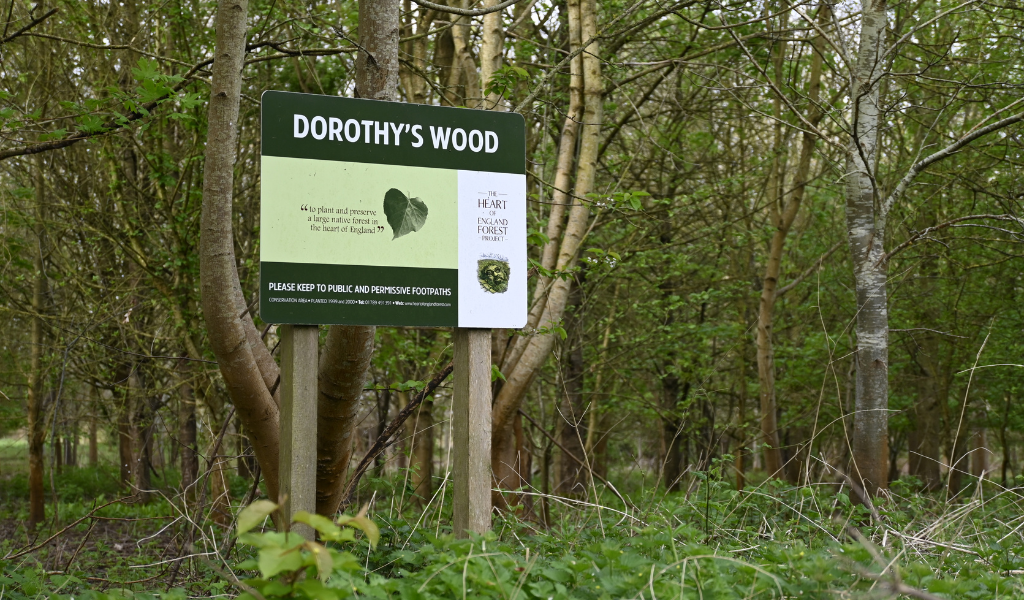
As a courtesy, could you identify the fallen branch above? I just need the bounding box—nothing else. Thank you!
[3,496,131,559]
[337,361,454,512]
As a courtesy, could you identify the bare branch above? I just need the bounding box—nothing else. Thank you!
[337,362,454,512]
[776,241,844,297]
[879,214,1022,265]
[0,7,57,45]
[881,111,1024,215]
[411,0,518,17]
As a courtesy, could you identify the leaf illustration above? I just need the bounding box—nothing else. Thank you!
[383,188,428,240]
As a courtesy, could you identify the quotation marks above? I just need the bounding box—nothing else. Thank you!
[377,225,385,233]
[300,204,309,211]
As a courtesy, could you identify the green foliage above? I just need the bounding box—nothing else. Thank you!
[2,482,1023,600]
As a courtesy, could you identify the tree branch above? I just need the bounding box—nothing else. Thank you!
[878,213,1022,265]
[0,59,211,161]
[881,111,1024,215]
[411,0,518,17]
[336,362,454,512]
[776,241,844,297]
[0,7,57,45]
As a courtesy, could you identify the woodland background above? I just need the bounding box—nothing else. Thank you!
[1,0,1024,596]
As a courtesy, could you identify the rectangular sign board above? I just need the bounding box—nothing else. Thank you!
[259,91,527,328]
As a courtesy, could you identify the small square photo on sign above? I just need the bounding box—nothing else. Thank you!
[259,91,527,329]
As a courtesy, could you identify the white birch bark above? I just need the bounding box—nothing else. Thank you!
[844,0,889,497]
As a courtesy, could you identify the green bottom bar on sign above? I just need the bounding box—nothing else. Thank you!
[260,262,458,326]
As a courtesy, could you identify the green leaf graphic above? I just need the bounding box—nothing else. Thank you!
[383,188,428,239]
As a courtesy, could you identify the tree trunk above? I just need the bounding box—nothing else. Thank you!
[315,325,375,515]
[27,153,48,528]
[355,0,399,101]
[118,387,133,487]
[178,360,199,495]
[201,0,286,504]
[557,280,587,496]
[661,377,691,492]
[209,421,233,526]
[480,0,506,109]
[755,4,827,480]
[492,0,601,493]
[374,386,391,475]
[309,0,400,513]
[845,0,890,499]
[88,417,98,467]
[55,436,63,475]
[970,428,987,480]
[130,371,154,502]
[408,399,434,507]
[908,346,942,490]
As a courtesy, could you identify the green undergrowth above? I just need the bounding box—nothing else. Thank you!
[2,473,1023,599]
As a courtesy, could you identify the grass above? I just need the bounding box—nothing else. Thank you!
[0,451,1022,599]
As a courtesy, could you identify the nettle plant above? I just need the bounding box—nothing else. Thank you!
[233,500,380,600]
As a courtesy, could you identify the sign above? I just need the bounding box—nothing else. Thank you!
[259,91,527,328]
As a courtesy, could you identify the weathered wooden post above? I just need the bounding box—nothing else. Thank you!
[278,324,318,540]
[453,328,492,536]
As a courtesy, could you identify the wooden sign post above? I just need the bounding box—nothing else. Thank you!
[453,328,492,536]
[278,324,318,540]
[260,92,524,536]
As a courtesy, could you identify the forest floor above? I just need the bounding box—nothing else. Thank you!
[1,456,1022,599]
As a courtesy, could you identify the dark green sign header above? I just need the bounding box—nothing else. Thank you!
[261,91,526,174]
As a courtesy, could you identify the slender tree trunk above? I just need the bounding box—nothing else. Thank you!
[408,399,434,506]
[492,0,601,491]
[178,360,199,496]
[585,284,619,456]
[480,0,505,109]
[970,428,987,479]
[909,340,942,490]
[374,386,391,475]
[557,280,587,496]
[130,371,153,502]
[755,5,827,479]
[845,0,890,499]
[54,436,63,475]
[118,385,133,487]
[1001,395,1012,486]
[201,0,284,503]
[27,154,48,528]
[88,417,98,467]
[661,376,687,492]
[315,325,375,515]
[209,421,232,526]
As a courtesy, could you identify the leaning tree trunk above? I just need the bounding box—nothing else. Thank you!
[844,0,890,499]
[315,325,375,515]
[492,0,602,497]
[200,0,283,502]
